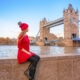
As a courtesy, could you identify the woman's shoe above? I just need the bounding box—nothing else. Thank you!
[24,69,31,79]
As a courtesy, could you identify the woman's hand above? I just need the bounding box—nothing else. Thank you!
[21,48,31,55]
[27,52,31,55]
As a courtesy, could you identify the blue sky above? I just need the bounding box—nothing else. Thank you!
[0,0,80,39]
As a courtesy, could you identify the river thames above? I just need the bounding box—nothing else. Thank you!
[0,45,80,59]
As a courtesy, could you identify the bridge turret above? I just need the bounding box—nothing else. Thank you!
[63,4,79,39]
[40,18,47,27]
[40,18,47,41]
[68,4,73,11]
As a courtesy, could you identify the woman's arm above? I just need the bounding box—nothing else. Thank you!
[21,48,31,55]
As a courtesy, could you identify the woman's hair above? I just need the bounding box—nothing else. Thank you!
[17,28,28,43]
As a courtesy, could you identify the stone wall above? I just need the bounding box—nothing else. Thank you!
[0,54,80,80]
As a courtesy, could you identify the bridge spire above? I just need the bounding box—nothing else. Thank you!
[68,4,73,10]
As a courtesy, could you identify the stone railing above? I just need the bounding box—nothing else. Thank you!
[0,54,80,80]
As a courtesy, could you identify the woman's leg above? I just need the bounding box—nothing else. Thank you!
[24,63,32,79]
[24,55,40,80]
[29,55,40,80]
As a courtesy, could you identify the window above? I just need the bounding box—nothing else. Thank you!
[72,33,76,38]
[44,37,48,41]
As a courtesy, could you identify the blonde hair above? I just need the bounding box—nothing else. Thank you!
[17,28,28,43]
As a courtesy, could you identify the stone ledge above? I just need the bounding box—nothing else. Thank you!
[0,54,80,80]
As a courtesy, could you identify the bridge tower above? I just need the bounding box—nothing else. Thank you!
[63,4,79,46]
[40,18,50,42]
[64,4,79,39]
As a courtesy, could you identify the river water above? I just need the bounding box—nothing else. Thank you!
[0,45,80,58]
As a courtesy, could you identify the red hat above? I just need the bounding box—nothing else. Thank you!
[19,23,29,31]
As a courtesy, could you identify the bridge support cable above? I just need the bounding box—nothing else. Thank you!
[30,30,40,44]
[70,18,80,26]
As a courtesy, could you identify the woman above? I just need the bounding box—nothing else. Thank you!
[17,21,40,80]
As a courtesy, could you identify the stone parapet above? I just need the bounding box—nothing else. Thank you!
[0,54,80,80]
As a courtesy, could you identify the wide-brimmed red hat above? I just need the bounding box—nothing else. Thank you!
[19,23,29,31]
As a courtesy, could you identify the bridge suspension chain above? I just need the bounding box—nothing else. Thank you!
[70,18,80,26]
[30,29,40,44]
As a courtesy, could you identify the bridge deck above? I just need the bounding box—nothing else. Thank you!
[43,17,64,28]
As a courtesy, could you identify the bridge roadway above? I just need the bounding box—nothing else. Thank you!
[43,17,64,28]
[43,17,80,28]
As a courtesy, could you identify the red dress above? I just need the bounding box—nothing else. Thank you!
[17,35,35,64]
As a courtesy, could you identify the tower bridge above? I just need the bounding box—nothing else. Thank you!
[31,4,80,46]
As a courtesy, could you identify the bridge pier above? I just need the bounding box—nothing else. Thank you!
[36,40,45,46]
